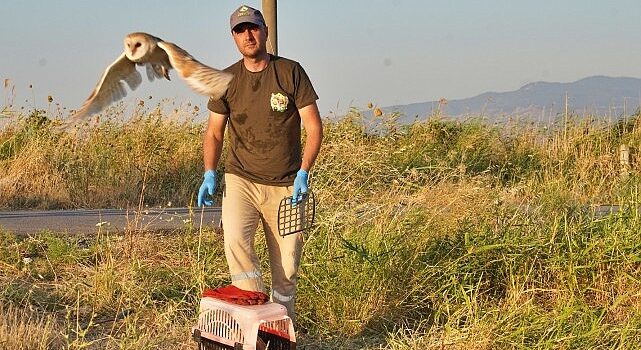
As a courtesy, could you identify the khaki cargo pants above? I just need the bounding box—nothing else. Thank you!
[221,173,303,322]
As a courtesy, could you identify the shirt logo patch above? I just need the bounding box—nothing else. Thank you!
[270,93,288,112]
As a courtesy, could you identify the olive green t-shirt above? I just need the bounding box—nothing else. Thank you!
[207,55,318,186]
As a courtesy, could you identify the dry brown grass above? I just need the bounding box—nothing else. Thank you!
[0,302,63,350]
[1,105,641,348]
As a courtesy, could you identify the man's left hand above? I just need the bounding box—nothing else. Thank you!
[292,169,308,205]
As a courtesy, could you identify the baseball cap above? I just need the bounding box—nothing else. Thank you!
[230,5,266,31]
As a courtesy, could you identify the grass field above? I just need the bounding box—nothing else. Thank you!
[0,102,640,349]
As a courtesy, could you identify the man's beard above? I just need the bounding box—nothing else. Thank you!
[241,42,265,58]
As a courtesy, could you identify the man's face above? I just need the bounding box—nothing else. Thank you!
[232,23,268,58]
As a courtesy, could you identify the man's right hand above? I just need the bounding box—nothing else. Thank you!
[197,170,217,207]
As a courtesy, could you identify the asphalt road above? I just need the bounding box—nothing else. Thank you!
[0,207,221,236]
[0,204,629,237]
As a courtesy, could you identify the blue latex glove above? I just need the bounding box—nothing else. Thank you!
[197,170,217,207]
[292,169,308,205]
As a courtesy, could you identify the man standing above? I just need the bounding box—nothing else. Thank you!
[197,5,323,323]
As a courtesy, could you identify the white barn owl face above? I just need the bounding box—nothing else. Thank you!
[124,33,155,62]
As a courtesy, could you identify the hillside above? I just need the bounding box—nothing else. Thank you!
[380,76,641,123]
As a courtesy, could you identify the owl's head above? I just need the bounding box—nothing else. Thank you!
[124,32,155,62]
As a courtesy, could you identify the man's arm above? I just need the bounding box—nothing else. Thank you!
[203,111,229,171]
[299,102,323,171]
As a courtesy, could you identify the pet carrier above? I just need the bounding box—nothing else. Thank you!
[192,297,296,350]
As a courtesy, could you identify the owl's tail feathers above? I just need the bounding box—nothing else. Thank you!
[146,63,171,82]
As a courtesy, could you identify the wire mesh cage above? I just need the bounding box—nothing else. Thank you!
[192,297,296,350]
[277,191,315,237]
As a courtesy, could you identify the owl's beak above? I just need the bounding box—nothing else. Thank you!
[125,42,132,56]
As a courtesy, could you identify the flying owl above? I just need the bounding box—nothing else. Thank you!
[64,32,233,127]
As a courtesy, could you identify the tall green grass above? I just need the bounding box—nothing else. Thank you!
[0,104,639,349]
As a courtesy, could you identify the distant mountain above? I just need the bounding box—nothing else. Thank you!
[380,76,641,123]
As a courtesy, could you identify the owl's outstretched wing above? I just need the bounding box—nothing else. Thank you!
[157,41,233,100]
[65,53,142,127]
[62,34,232,131]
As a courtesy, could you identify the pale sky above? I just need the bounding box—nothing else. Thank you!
[2,0,641,118]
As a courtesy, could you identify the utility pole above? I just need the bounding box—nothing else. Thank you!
[262,0,278,55]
